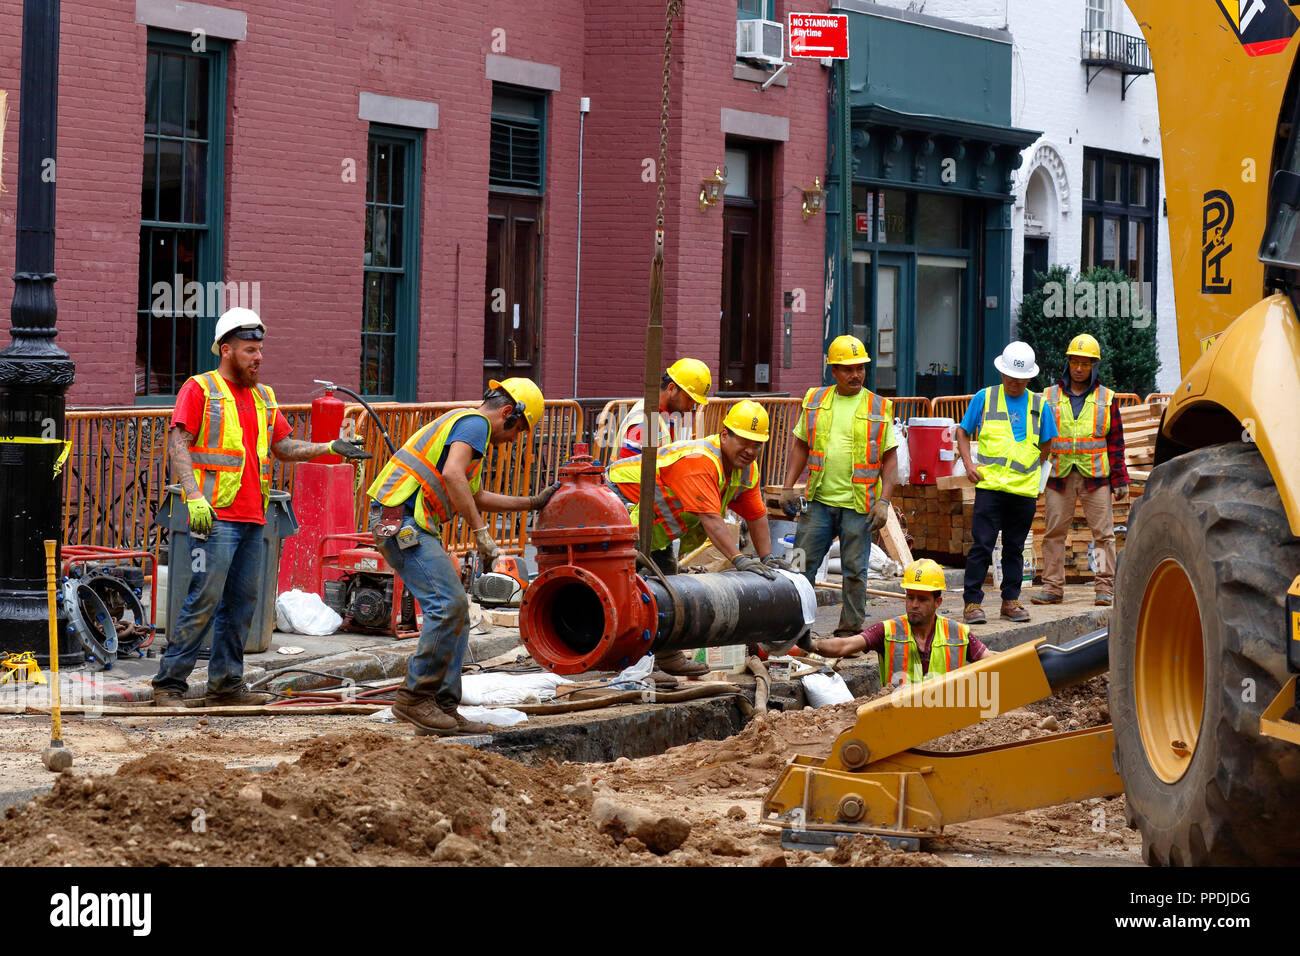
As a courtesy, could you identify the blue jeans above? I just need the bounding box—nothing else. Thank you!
[793,498,871,635]
[375,510,470,709]
[153,519,262,696]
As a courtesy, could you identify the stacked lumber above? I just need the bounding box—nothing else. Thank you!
[1120,402,1162,486]
[895,481,974,562]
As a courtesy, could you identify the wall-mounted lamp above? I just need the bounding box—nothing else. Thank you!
[699,167,727,212]
[801,177,825,221]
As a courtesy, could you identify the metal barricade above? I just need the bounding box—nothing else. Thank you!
[1144,392,1173,406]
[1115,392,1142,408]
[932,394,974,423]
[891,396,933,422]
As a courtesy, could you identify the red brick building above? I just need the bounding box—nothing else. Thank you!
[0,0,832,407]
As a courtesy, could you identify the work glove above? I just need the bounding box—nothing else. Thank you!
[186,494,215,536]
[1112,483,1129,502]
[732,553,778,580]
[762,553,794,572]
[530,481,561,511]
[330,437,372,461]
[775,487,803,518]
[867,497,893,533]
[473,527,502,566]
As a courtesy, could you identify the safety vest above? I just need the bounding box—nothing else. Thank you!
[973,386,1044,498]
[607,434,759,553]
[366,409,488,534]
[881,614,971,684]
[799,386,892,512]
[187,371,278,509]
[614,399,676,460]
[1045,383,1113,479]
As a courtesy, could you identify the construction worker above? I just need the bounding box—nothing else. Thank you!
[811,558,990,684]
[153,308,372,707]
[778,335,898,641]
[367,378,558,736]
[613,357,712,459]
[1032,334,1129,608]
[955,341,1057,625]
[609,400,782,676]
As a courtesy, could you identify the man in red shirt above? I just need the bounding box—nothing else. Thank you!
[153,308,369,707]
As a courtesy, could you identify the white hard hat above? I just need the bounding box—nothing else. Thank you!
[211,307,266,356]
[993,340,1039,379]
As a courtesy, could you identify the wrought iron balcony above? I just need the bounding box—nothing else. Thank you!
[1080,28,1152,100]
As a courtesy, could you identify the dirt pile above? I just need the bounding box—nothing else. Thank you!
[922,675,1110,751]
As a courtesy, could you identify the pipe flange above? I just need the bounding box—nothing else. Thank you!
[839,738,870,771]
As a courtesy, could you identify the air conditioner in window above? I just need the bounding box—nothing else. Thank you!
[736,18,784,65]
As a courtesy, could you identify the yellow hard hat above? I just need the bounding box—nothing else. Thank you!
[666,357,712,405]
[722,399,770,442]
[826,334,871,366]
[1066,333,1101,361]
[489,377,544,430]
[902,558,945,593]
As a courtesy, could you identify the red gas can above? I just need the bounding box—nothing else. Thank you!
[907,417,957,485]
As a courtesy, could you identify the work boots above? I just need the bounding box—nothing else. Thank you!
[443,709,496,736]
[1030,590,1063,605]
[153,690,187,708]
[393,689,458,735]
[206,687,272,706]
[1000,600,1031,623]
[963,603,987,625]
[654,649,709,678]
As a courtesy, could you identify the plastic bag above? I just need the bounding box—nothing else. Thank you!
[802,670,854,707]
[457,705,528,727]
[275,589,343,636]
[894,420,910,485]
[460,671,573,706]
[606,654,655,691]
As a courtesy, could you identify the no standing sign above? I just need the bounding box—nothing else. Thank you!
[788,13,849,59]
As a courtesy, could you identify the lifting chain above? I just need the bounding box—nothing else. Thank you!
[655,0,684,251]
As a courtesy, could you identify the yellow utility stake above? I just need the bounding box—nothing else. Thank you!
[41,540,72,772]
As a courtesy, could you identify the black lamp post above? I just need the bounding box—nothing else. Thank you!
[0,0,79,664]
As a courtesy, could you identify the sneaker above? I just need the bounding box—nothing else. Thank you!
[654,649,710,678]
[1031,590,1063,605]
[393,689,458,735]
[1000,600,1031,623]
[1095,593,1113,607]
[152,690,187,708]
[963,603,987,625]
[205,688,272,707]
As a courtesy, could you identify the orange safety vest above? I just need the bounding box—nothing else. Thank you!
[880,614,971,684]
[187,371,278,509]
[1045,383,1113,478]
[607,434,759,553]
[366,409,488,533]
[800,386,891,511]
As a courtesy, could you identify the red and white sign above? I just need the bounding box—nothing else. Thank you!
[855,212,871,235]
[788,12,849,59]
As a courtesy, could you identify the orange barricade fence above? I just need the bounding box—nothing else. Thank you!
[890,396,933,422]
[697,396,804,488]
[932,394,974,423]
[1144,392,1173,406]
[1115,393,1142,408]
[593,399,640,467]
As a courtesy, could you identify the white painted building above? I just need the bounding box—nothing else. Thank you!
[868,0,1181,391]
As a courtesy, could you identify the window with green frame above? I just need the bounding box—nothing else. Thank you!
[362,127,422,401]
[137,30,226,400]
[737,0,776,19]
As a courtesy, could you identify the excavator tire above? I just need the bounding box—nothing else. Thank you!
[1112,441,1300,865]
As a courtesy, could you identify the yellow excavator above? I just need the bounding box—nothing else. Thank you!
[762,0,1300,865]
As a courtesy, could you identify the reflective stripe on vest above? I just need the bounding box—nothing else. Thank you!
[188,371,278,510]
[880,615,970,684]
[607,434,759,551]
[366,409,487,533]
[974,386,1044,496]
[1046,384,1113,479]
[800,385,891,511]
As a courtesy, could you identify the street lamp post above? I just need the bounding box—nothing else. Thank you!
[0,0,79,664]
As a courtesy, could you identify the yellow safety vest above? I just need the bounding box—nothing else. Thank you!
[614,399,675,459]
[1045,384,1113,479]
[881,614,971,684]
[366,409,488,534]
[188,371,278,509]
[607,434,759,553]
[973,386,1044,498]
[799,385,892,512]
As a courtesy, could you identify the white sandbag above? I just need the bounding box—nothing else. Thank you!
[457,705,528,727]
[459,671,573,706]
[802,671,854,707]
[275,589,343,636]
[894,421,910,486]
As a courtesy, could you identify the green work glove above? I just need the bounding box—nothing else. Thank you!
[186,495,215,536]
[867,497,892,533]
[732,553,778,580]
[330,437,372,461]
